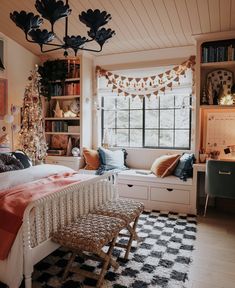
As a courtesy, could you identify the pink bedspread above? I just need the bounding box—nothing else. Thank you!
[0,172,93,260]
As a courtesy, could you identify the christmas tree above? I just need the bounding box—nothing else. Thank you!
[18,65,47,164]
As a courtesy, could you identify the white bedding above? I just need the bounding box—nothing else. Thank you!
[0,164,76,288]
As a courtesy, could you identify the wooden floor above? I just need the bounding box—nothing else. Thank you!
[187,208,235,288]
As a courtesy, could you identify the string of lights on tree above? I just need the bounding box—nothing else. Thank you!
[18,65,47,164]
[96,56,196,99]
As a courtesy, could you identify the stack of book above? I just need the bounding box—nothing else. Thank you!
[201,40,235,63]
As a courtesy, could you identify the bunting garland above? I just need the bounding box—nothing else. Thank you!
[96,56,195,99]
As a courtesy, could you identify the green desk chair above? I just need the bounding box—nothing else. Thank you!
[204,160,235,216]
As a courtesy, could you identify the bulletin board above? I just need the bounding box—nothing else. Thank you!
[206,112,235,151]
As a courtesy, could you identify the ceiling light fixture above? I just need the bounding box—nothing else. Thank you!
[10,0,115,57]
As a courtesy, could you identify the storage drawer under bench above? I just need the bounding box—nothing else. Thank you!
[117,170,195,214]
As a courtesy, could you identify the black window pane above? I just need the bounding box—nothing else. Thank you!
[130,110,143,128]
[145,130,158,146]
[145,110,159,128]
[160,94,174,108]
[104,111,115,128]
[116,129,129,146]
[145,97,159,109]
[175,130,190,147]
[160,130,174,147]
[160,110,174,128]
[175,109,190,129]
[103,97,115,110]
[117,97,129,109]
[130,98,143,109]
[130,129,142,147]
[117,111,129,128]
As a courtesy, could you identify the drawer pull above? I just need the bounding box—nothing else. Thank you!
[127,184,133,187]
[219,171,231,175]
[166,188,173,192]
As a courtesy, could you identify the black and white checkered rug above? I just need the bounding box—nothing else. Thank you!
[31,211,197,288]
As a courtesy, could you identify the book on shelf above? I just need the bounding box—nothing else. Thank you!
[201,40,235,63]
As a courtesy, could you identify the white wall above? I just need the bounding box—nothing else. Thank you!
[93,45,196,169]
[0,32,39,149]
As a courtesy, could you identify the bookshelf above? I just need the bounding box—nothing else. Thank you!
[42,54,93,169]
[194,31,235,161]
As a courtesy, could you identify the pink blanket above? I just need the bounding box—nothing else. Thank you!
[0,172,94,260]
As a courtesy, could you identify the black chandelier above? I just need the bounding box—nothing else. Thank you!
[10,0,115,56]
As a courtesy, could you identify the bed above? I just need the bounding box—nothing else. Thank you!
[0,164,118,288]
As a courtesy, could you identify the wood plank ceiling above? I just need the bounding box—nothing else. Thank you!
[0,0,235,57]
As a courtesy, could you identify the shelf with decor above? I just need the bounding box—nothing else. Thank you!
[194,31,235,162]
[40,55,93,169]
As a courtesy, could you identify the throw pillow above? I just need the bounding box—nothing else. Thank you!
[12,150,32,169]
[151,154,180,178]
[97,147,126,173]
[83,147,100,170]
[0,154,24,173]
[174,153,195,181]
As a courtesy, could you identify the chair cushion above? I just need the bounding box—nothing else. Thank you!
[52,214,125,253]
[93,199,144,224]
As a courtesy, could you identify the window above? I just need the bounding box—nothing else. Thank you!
[99,66,192,149]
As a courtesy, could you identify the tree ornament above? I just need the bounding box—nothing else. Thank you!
[18,65,47,164]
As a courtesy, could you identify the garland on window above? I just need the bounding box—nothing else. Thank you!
[96,56,195,99]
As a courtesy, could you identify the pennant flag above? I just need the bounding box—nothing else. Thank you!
[124,92,129,97]
[151,76,156,81]
[128,77,133,82]
[139,95,144,100]
[153,91,158,96]
[143,77,148,82]
[114,74,119,79]
[131,94,136,99]
[158,73,164,78]
[173,76,179,82]
[160,87,166,93]
[135,78,141,83]
[167,82,173,90]
[121,76,126,81]
[107,71,113,76]
[146,93,151,99]
[165,70,171,75]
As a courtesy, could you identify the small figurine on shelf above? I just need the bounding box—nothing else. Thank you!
[54,101,63,118]
[206,79,213,105]
[201,86,209,104]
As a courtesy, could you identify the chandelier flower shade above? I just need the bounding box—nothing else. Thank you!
[10,0,115,56]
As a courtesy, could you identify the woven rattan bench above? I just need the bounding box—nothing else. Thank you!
[92,199,144,259]
[52,214,126,288]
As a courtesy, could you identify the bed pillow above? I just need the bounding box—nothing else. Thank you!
[83,147,100,170]
[97,147,127,174]
[0,153,24,173]
[151,154,180,178]
[12,150,32,169]
[174,153,195,181]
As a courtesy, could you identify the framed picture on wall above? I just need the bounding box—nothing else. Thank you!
[0,78,7,119]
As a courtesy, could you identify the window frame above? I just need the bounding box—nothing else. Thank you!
[101,95,192,150]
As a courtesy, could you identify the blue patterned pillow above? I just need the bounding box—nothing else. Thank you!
[174,153,195,181]
[96,147,127,175]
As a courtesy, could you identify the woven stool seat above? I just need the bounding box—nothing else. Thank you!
[52,214,125,254]
[52,214,126,288]
[93,199,144,224]
[92,199,144,259]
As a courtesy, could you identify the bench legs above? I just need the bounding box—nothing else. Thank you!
[63,235,119,288]
[115,215,140,259]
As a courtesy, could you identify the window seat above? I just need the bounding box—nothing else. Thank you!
[117,169,196,214]
[78,168,196,214]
